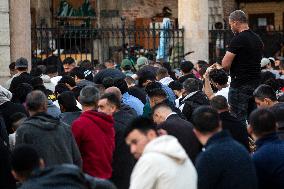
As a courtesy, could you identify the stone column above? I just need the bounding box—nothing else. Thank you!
[10,0,31,68]
[0,0,11,77]
[178,0,209,63]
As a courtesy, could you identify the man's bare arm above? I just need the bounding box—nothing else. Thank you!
[222,51,236,71]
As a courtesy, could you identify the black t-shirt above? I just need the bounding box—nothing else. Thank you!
[228,30,263,88]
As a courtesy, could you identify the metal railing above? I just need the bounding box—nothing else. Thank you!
[32,19,184,68]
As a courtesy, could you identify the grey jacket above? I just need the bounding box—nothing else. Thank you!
[16,113,82,168]
[59,111,82,126]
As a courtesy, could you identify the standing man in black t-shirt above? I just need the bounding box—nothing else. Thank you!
[222,10,263,124]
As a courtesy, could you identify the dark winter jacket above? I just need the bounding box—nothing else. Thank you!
[158,114,202,162]
[19,164,117,189]
[94,69,125,84]
[0,101,28,134]
[72,110,115,179]
[59,111,82,126]
[0,118,16,189]
[180,91,209,121]
[219,111,250,150]
[16,112,82,168]
[253,133,284,189]
[195,130,258,189]
[9,72,33,94]
[111,104,137,189]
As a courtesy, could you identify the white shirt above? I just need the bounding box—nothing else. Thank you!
[215,86,229,101]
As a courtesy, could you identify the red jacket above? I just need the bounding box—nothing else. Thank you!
[71,110,115,179]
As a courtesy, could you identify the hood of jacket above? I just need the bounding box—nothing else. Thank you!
[23,112,60,130]
[80,110,114,134]
[41,75,51,83]
[143,135,188,164]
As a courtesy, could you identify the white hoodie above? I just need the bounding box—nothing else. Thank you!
[129,135,197,189]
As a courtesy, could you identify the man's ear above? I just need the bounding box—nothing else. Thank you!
[147,130,158,140]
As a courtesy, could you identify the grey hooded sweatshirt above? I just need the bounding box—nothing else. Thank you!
[15,112,82,168]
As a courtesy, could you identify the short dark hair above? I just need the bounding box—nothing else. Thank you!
[183,78,200,93]
[58,91,78,112]
[26,90,48,112]
[11,144,40,178]
[100,93,121,109]
[210,95,229,110]
[30,67,43,77]
[253,84,277,101]
[180,61,194,74]
[168,80,183,91]
[138,72,156,87]
[69,67,85,79]
[209,69,228,85]
[79,86,100,106]
[58,76,76,87]
[249,109,276,135]
[145,81,162,94]
[102,77,114,89]
[124,116,157,138]
[156,67,169,78]
[192,106,220,133]
[147,88,167,99]
[30,77,44,88]
[55,83,70,96]
[63,57,75,65]
[79,60,94,70]
[229,10,248,23]
[46,65,58,74]
[114,78,129,94]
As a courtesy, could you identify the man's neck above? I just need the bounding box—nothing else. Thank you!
[82,106,96,112]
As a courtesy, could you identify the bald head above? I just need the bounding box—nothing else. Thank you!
[152,103,173,125]
[105,87,122,100]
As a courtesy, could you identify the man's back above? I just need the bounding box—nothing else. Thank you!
[158,114,202,162]
[219,111,250,150]
[72,110,115,179]
[129,135,197,189]
[195,130,257,189]
[253,133,284,189]
[228,30,263,87]
[9,72,32,93]
[16,113,82,167]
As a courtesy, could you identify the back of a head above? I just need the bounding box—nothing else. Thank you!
[249,109,276,136]
[253,84,277,101]
[183,78,200,93]
[152,102,173,115]
[210,95,229,111]
[63,57,75,65]
[147,88,167,99]
[168,80,183,91]
[11,144,40,178]
[138,72,156,87]
[180,61,194,74]
[124,116,156,138]
[209,69,228,85]
[58,75,76,87]
[192,106,220,134]
[229,10,248,23]
[55,83,70,96]
[58,91,78,111]
[113,78,128,94]
[105,87,122,100]
[100,92,121,109]
[30,77,44,88]
[145,81,162,95]
[69,67,85,80]
[102,77,114,89]
[156,67,169,79]
[79,86,100,107]
[46,65,58,75]
[26,90,48,112]
[79,60,93,70]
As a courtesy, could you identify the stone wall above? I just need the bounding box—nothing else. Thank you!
[0,0,10,77]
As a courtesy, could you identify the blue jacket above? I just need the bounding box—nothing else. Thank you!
[195,130,258,189]
[122,92,144,115]
[253,132,284,189]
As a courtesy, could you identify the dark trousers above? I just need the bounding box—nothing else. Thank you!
[228,85,258,125]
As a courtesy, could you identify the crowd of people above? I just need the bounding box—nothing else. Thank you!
[1,10,284,189]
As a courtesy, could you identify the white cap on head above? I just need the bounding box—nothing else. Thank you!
[260,58,270,68]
